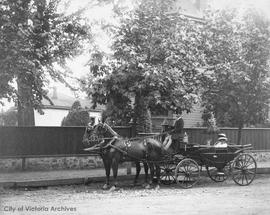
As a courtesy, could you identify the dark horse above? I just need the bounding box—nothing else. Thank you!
[82,122,164,190]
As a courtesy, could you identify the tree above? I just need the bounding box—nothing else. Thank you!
[0,0,90,126]
[0,109,18,126]
[61,101,90,126]
[201,9,270,144]
[85,0,205,133]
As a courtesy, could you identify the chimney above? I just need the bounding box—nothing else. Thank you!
[52,86,58,99]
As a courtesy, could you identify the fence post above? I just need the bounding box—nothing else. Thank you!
[22,157,26,171]
[129,119,137,137]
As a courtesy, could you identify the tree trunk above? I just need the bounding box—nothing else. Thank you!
[134,93,152,134]
[14,1,35,126]
[17,74,35,126]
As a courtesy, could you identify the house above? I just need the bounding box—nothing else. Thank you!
[151,0,207,131]
[34,87,103,126]
[170,0,207,20]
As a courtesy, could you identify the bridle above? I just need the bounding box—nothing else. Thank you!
[85,123,118,149]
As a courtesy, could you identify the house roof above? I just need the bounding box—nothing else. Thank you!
[169,0,207,22]
[176,0,204,18]
[42,88,104,111]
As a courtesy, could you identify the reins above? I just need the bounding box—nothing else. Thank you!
[87,123,171,163]
[101,136,169,164]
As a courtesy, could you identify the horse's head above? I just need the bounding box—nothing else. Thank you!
[82,122,117,151]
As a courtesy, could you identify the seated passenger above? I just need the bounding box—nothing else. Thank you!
[214,133,228,148]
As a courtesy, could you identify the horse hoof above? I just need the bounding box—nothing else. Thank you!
[145,184,151,189]
[109,186,116,192]
[102,184,109,190]
[142,183,150,188]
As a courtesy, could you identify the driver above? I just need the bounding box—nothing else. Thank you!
[163,114,184,152]
[171,114,184,150]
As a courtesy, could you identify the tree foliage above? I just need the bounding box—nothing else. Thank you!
[0,109,18,126]
[85,0,205,132]
[201,9,270,143]
[61,101,90,126]
[0,0,91,126]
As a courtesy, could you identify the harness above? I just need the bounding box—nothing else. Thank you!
[100,136,170,164]
[87,123,171,163]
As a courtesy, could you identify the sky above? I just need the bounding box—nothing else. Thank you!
[64,0,270,95]
[1,0,270,111]
[211,0,270,15]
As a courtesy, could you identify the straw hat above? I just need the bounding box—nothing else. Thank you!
[218,133,227,141]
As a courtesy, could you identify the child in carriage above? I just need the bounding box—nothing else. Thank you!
[214,133,228,148]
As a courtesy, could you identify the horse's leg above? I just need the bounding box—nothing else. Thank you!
[155,164,161,189]
[102,158,111,190]
[143,162,149,186]
[110,156,119,191]
[145,162,155,189]
[133,162,141,186]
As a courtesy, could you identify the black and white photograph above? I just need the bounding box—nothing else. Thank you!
[0,0,270,214]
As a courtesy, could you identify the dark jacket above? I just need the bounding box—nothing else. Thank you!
[171,117,184,140]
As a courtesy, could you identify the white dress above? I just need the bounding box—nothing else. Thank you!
[214,141,228,148]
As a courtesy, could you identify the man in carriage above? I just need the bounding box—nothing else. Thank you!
[162,114,186,152]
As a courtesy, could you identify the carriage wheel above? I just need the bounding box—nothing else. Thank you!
[175,158,200,189]
[231,153,257,186]
[206,163,230,182]
[160,162,176,185]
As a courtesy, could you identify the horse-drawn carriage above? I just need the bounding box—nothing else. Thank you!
[82,123,257,189]
[153,137,256,188]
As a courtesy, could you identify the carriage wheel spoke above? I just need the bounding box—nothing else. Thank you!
[178,166,186,173]
[246,169,255,175]
[244,156,251,166]
[235,174,243,184]
[244,171,254,181]
[244,174,249,184]
[161,170,167,176]
[168,170,175,178]
[161,171,167,178]
[161,163,177,184]
[245,162,255,168]
[175,159,200,188]
[234,173,242,182]
[241,174,245,184]
[169,173,176,181]
[232,154,257,186]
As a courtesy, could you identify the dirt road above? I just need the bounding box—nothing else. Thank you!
[1,175,270,215]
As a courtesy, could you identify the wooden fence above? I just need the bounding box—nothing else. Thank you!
[0,126,269,159]
[185,127,270,151]
[0,126,134,158]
